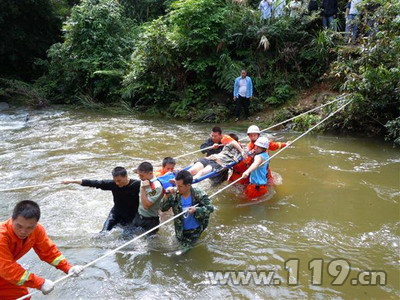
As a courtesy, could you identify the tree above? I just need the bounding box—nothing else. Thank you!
[0,0,64,80]
[43,0,135,103]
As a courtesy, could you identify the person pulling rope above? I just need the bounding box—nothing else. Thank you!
[17,97,352,300]
[1,95,348,194]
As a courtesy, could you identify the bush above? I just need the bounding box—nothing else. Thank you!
[329,0,400,139]
[123,0,335,120]
[42,0,135,104]
[0,79,47,108]
[293,114,321,131]
[385,117,400,146]
[265,83,295,106]
[0,0,63,80]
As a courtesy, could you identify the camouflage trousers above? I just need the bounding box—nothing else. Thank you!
[178,227,204,248]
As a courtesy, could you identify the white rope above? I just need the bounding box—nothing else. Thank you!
[0,183,59,193]
[1,95,348,193]
[17,203,198,300]
[173,144,222,159]
[210,98,353,198]
[18,97,352,300]
[238,93,349,142]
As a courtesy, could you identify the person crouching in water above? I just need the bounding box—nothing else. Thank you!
[161,170,214,249]
[242,137,270,199]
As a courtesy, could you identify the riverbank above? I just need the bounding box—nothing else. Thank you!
[0,78,397,147]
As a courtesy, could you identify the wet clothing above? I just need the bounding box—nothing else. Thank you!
[81,179,140,231]
[181,195,200,230]
[137,180,163,218]
[208,142,243,168]
[244,140,286,185]
[102,208,126,231]
[208,169,229,186]
[245,184,269,199]
[161,187,214,247]
[245,152,269,199]
[197,142,243,184]
[250,152,269,185]
[123,213,160,237]
[200,135,235,184]
[229,158,252,185]
[124,179,163,236]
[200,135,234,156]
[0,219,72,300]
[198,158,223,173]
[229,140,286,185]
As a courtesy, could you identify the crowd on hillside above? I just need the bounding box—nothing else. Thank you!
[257,0,379,44]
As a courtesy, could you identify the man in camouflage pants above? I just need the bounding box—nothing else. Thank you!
[161,170,214,248]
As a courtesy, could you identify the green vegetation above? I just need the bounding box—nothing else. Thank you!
[0,0,67,80]
[328,0,399,143]
[42,0,135,104]
[0,0,398,143]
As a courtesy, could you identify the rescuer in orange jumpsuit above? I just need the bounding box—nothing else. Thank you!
[228,125,289,185]
[0,200,84,299]
[242,136,270,199]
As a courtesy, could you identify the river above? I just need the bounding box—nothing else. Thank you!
[0,108,399,299]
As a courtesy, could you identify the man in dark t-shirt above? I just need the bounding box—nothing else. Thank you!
[200,126,224,156]
[200,126,229,185]
[62,166,140,232]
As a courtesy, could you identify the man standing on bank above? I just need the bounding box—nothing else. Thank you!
[0,200,83,299]
[233,70,253,121]
[62,166,140,232]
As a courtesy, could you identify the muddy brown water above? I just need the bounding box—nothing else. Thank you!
[0,108,399,299]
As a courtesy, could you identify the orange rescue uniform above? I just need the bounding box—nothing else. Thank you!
[245,183,269,199]
[0,218,72,300]
[229,158,252,185]
[154,168,166,178]
[220,134,235,146]
[244,140,287,185]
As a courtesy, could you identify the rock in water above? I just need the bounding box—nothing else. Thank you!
[0,102,10,111]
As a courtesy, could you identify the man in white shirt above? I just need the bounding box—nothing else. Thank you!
[233,70,253,122]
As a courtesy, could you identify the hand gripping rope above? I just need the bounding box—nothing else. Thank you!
[17,97,352,300]
[1,94,349,193]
